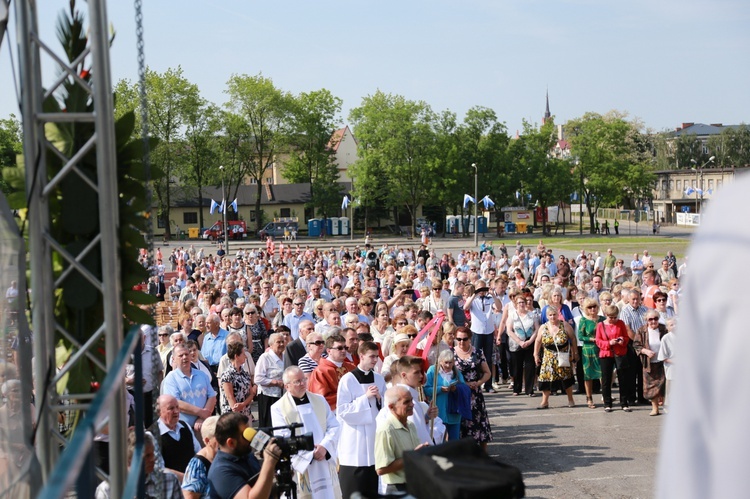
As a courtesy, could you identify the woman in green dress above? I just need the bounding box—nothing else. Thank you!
[534,305,578,409]
[578,297,603,408]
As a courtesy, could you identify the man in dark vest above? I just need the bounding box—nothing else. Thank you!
[150,394,201,481]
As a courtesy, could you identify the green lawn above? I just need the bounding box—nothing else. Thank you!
[485,235,694,260]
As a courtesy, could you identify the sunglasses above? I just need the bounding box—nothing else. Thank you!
[586,305,598,309]
[245,311,257,315]
[329,345,346,351]
[158,333,170,337]
[456,337,470,342]
[311,340,326,346]
[647,317,660,321]
[293,303,304,306]
[407,334,417,339]
[655,298,667,302]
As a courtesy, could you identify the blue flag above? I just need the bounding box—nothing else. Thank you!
[231,198,238,213]
[463,194,476,209]
[481,195,495,209]
[342,195,350,210]
[209,199,219,214]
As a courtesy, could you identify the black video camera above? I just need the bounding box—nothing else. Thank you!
[269,423,315,459]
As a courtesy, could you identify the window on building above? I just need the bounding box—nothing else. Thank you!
[157,216,167,229]
[708,179,714,190]
[249,178,257,185]
[264,177,273,184]
[692,180,697,188]
[662,180,668,190]
[280,208,291,218]
[249,210,257,222]
[717,180,723,189]
[702,145,709,155]
[183,212,197,224]
[676,180,681,191]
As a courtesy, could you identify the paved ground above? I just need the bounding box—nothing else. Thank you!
[483,387,662,499]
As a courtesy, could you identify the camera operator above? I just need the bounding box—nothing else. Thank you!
[271,366,342,498]
[208,412,280,499]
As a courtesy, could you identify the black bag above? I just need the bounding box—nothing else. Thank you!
[404,438,525,499]
[614,355,629,370]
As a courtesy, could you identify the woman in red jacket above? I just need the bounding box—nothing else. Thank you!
[595,305,634,413]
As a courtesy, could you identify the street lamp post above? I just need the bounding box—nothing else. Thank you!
[472,163,478,247]
[690,156,715,214]
[219,165,229,255]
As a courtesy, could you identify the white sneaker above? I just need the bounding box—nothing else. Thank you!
[492,381,503,390]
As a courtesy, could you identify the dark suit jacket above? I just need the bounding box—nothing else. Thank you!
[284,339,307,369]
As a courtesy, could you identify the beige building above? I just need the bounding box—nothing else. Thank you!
[270,125,359,185]
[651,167,750,223]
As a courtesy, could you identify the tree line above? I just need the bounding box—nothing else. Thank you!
[4,65,747,235]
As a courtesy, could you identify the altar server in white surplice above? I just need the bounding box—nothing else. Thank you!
[271,367,341,499]
[336,341,387,499]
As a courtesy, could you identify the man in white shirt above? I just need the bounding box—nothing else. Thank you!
[464,280,502,392]
[336,341,387,499]
[150,394,201,481]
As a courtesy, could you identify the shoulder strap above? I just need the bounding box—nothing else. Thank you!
[196,454,211,471]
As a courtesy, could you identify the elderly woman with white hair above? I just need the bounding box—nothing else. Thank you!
[255,332,286,428]
[181,415,220,498]
[634,309,669,416]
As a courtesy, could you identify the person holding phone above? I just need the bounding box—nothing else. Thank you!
[595,305,633,413]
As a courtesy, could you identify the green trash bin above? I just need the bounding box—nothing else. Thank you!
[527,226,533,234]
[179,230,187,240]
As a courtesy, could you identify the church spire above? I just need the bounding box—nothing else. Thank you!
[543,89,551,125]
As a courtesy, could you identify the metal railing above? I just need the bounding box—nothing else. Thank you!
[38,325,146,499]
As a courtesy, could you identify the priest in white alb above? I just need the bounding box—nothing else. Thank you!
[270,366,341,499]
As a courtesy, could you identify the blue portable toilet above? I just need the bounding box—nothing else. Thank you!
[308,219,321,237]
[478,216,488,234]
[325,218,333,236]
[505,221,515,234]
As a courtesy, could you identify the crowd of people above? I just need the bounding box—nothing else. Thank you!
[107,238,682,497]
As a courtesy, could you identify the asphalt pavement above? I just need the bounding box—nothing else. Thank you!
[484,387,662,499]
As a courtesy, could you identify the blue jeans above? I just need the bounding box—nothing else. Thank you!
[471,333,494,391]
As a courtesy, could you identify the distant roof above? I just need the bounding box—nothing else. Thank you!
[172,182,352,208]
[671,123,746,137]
[328,125,357,152]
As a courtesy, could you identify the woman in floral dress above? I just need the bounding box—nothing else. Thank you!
[454,326,492,450]
[534,305,578,409]
[220,342,255,419]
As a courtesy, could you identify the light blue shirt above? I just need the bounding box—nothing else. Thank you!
[283,312,314,340]
[201,328,228,366]
[161,368,216,427]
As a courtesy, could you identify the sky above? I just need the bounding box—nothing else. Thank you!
[1,0,748,135]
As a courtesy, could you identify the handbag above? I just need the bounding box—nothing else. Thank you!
[553,334,571,367]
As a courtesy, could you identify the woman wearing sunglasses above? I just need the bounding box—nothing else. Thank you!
[297,332,326,375]
[633,310,668,416]
[577,298,603,408]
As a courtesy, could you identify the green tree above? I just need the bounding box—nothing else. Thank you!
[183,101,223,229]
[114,67,201,239]
[673,133,707,169]
[511,119,574,232]
[707,125,750,168]
[349,91,438,229]
[567,111,653,232]
[225,73,293,232]
[455,107,511,234]
[0,114,22,194]
[283,89,343,220]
